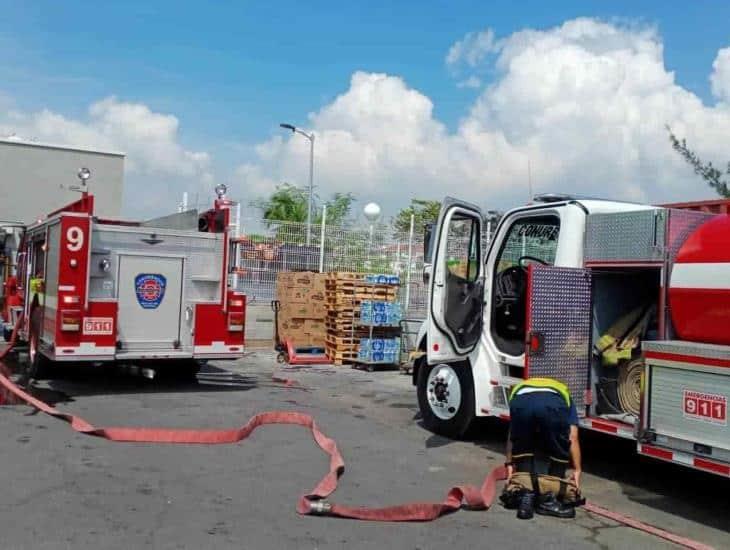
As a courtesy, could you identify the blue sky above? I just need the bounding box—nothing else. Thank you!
[1,1,729,217]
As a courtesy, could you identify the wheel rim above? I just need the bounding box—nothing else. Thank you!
[426,364,462,420]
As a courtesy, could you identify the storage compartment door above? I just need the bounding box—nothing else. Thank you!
[647,365,729,452]
[117,255,183,351]
[525,265,592,411]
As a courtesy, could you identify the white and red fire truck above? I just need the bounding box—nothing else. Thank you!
[4,173,245,377]
[414,194,730,477]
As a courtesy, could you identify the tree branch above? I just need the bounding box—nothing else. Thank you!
[666,125,730,198]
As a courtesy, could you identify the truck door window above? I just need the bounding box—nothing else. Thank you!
[445,216,480,283]
[491,216,560,355]
[439,212,484,349]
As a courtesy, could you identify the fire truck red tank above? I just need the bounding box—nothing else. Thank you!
[669,214,730,345]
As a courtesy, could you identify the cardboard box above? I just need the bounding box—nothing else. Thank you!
[303,319,325,335]
[276,271,328,321]
[279,299,326,319]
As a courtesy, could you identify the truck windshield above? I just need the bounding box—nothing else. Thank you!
[491,215,560,356]
[496,217,560,273]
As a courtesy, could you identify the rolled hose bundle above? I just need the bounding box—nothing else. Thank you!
[617,357,643,416]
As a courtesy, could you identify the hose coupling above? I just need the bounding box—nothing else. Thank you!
[308,500,332,515]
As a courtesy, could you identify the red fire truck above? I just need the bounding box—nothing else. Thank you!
[5,171,245,378]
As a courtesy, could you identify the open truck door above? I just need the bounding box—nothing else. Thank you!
[525,265,593,412]
[417,198,484,438]
[427,197,485,363]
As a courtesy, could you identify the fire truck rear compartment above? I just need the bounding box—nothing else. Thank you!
[589,267,661,419]
[116,255,184,354]
[90,223,225,361]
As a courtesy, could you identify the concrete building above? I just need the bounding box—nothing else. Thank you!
[0,137,125,223]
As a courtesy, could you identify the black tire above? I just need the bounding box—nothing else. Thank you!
[416,358,475,439]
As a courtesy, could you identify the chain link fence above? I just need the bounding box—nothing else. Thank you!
[231,217,428,318]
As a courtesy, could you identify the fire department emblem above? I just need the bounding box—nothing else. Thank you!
[135,274,166,309]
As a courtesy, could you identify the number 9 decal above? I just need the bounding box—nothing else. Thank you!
[66,226,84,252]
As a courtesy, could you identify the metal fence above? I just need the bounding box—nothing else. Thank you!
[231,217,429,317]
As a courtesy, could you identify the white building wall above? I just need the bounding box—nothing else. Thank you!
[0,139,125,223]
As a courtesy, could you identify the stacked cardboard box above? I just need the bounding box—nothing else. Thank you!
[276,272,327,347]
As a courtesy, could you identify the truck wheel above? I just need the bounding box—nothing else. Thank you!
[416,358,475,439]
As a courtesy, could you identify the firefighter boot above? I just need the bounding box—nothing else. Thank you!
[535,493,576,519]
[516,491,535,520]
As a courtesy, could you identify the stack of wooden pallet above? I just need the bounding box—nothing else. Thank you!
[324,272,399,366]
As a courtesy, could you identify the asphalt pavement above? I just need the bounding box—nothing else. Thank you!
[1,351,728,549]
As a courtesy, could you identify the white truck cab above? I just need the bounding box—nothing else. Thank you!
[414,194,656,437]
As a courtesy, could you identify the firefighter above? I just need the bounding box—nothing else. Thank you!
[502,377,583,519]
[29,270,45,309]
[2,275,22,323]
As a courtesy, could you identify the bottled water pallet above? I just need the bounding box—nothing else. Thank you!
[324,271,401,367]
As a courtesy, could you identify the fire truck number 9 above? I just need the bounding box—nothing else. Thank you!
[66,226,84,252]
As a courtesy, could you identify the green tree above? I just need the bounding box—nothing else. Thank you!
[252,183,308,222]
[252,183,355,225]
[392,199,441,235]
[321,192,355,225]
[667,126,730,198]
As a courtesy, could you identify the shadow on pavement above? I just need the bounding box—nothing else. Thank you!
[0,358,260,403]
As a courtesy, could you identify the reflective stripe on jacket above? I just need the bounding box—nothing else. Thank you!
[509,377,571,407]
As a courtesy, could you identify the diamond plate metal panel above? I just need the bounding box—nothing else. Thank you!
[527,266,592,411]
[92,226,223,302]
[584,210,666,263]
[666,209,714,261]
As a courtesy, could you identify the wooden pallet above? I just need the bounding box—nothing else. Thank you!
[326,292,397,303]
[327,284,397,292]
[326,283,397,293]
[325,333,362,348]
[325,345,359,366]
[325,321,359,332]
[325,272,365,282]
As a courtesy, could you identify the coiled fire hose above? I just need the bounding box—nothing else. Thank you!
[617,358,643,416]
[0,314,714,548]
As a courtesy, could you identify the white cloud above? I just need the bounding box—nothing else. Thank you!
[0,97,212,217]
[4,18,729,222]
[241,18,730,215]
[457,76,482,89]
[446,28,498,68]
[711,47,730,102]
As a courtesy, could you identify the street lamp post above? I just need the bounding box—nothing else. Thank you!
[280,123,315,246]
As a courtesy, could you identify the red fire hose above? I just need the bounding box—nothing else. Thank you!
[0,315,715,547]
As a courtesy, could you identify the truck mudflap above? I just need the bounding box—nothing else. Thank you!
[641,340,730,477]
